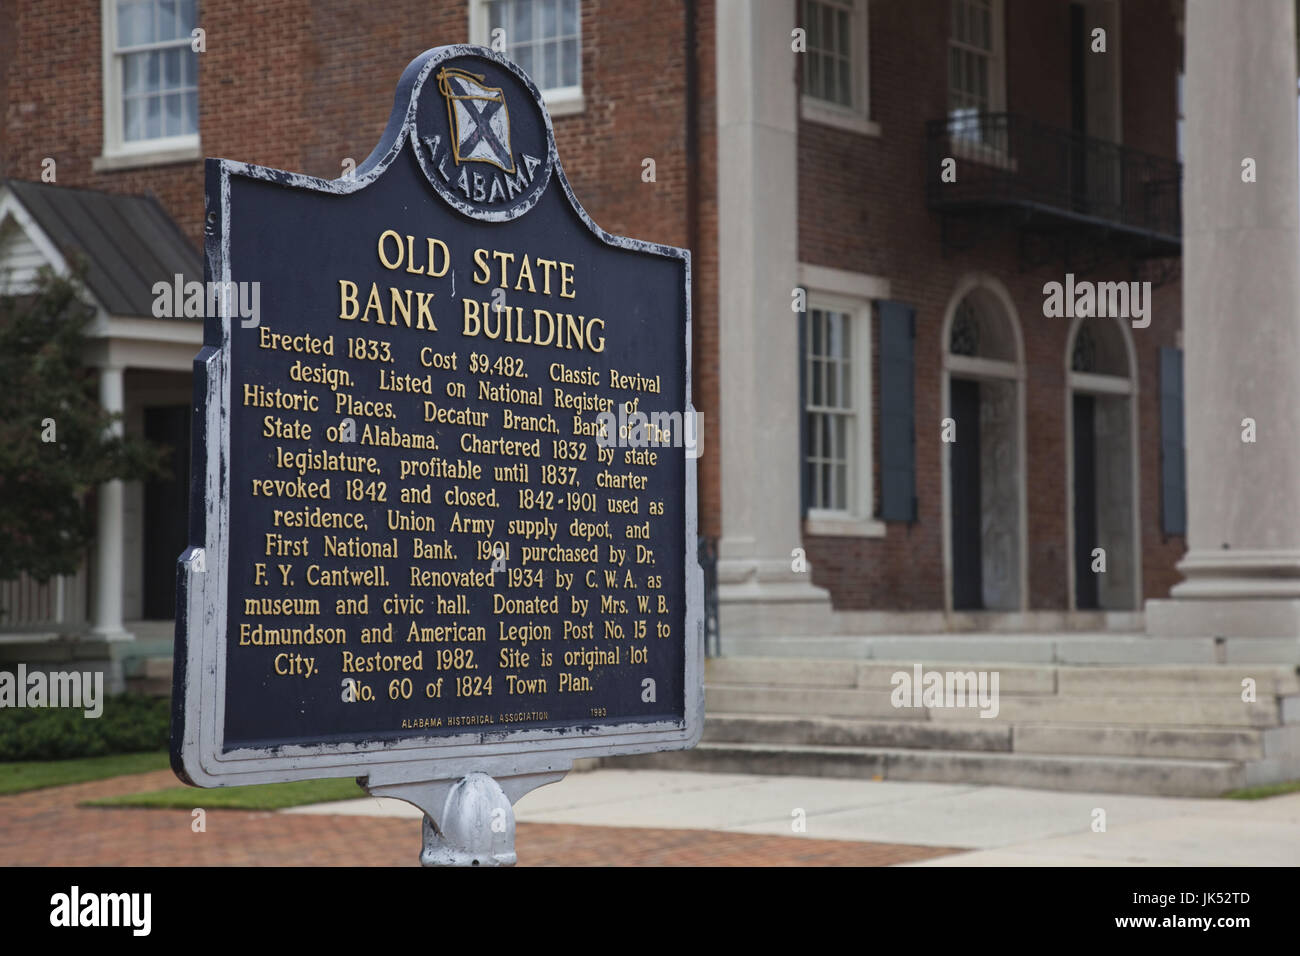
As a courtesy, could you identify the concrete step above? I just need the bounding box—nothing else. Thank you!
[607,742,1246,797]
[708,657,1053,693]
[703,713,1012,752]
[706,657,1300,696]
[706,683,903,720]
[1055,665,1300,697]
[926,694,1279,728]
[726,634,1300,666]
[706,682,1283,727]
[706,657,860,688]
[1011,723,1271,761]
[702,713,1283,761]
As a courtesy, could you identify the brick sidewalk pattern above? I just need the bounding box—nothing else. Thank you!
[0,770,961,866]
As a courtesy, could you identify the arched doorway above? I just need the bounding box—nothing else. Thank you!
[1066,314,1141,610]
[941,277,1027,613]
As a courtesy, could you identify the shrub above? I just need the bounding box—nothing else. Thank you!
[0,694,170,760]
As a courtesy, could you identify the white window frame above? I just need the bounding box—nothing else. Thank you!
[798,264,888,538]
[96,0,202,171]
[469,0,584,118]
[799,0,879,137]
[945,0,1008,165]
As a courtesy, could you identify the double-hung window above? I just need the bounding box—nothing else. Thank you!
[798,265,888,537]
[799,0,876,136]
[805,306,856,514]
[470,0,583,116]
[100,1,200,168]
[947,0,1005,150]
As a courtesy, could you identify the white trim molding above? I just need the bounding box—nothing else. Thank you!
[0,188,70,290]
[93,144,202,172]
[797,262,890,302]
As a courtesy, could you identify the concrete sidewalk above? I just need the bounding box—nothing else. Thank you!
[285,769,1300,866]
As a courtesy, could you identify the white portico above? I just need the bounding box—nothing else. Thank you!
[0,180,201,668]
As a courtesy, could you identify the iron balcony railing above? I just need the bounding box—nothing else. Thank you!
[926,111,1182,251]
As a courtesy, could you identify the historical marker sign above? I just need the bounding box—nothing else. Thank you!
[172,46,701,844]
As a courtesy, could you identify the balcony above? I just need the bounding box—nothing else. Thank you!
[926,112,1182,271]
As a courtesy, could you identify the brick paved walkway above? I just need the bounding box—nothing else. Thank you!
[0,769,960,866]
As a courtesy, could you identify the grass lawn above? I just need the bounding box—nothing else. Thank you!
[85,775,368,811]
[0,751,171,795]
[1222,779,1300,800]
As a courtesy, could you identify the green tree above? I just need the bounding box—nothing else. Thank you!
[0,264,167,582]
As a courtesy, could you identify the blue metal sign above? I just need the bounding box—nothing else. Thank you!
[172,46,701,798]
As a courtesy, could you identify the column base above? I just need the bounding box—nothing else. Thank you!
[1145,597,1300,638]
[1145,548,1300,657]
[717,555,835,643]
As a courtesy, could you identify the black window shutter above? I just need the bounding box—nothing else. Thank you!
[797,300,809,517]
[878,300,917,522]
[1159,346,1186,535]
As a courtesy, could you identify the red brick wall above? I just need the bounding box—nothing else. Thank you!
[0,0,317,245]
[0,0,721,536]
[798,0,1185,611]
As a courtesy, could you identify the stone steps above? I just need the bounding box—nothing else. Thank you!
[705,682,1284,727]
[727,634,1300,666]
[607,741,1246,797]
[706,657,1300,696]
[606,657,1300,795]
[701,713,1287,761]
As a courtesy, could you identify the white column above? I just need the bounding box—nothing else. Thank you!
[1145,0,1300,656]
[715,0,832,640]
[91,365,130,642]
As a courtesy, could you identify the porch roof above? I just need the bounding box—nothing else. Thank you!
[1,178,201,319]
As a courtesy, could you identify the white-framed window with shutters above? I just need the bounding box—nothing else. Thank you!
[98,0,201,170]
[469,0,583,117]
[799,0,878,137]
[805,304,856,514]
[947,0,1005,149]
[798,265,888,537]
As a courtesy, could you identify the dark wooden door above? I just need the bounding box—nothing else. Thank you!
[950,378,983,610]
[1073,393,1099,610]
[143,405,191,620]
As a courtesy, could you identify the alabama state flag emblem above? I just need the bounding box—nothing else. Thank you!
[437,67,516,174]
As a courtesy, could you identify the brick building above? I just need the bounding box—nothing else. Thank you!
[0,0,1191,651]
[764,0,1186,642]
